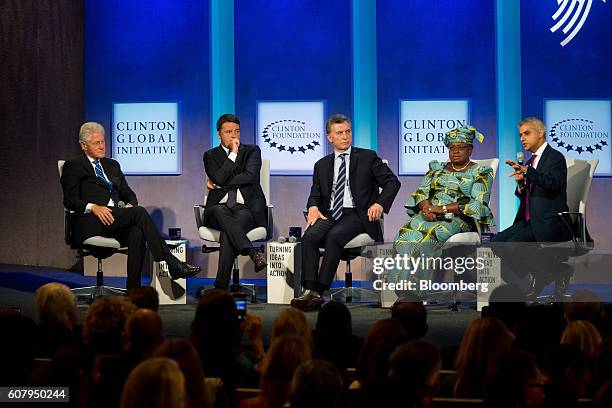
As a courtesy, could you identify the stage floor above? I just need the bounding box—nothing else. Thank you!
[0,263,479,348]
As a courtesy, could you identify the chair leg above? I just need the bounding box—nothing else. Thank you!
[229,258,257,303]
[96,258,104,287]
[345,260,353,303]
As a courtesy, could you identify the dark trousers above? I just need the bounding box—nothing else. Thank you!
[491,220,562,284]
[492,221,536,242]
[301,209,366,292]
[98,206,172,290]
[205,204,256,289]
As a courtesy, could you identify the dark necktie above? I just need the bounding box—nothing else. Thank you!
[93,159,112,191]
[331,153,347,221]
[524,154,537,222]
[226,149,237,208]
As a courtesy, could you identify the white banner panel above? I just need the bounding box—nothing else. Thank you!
[544,99,612,176]
[399,100,470,175]
[257,101,326,175]
[112,102,181,175]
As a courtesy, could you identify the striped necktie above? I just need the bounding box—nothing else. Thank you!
[93,159,112,191]
[331,153,347,221]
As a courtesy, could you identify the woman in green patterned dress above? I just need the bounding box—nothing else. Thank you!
[392,125,495,285]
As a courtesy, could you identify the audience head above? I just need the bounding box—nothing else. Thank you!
[561,319,602,361]
[483,284,526,334]
[564,289,604,325]
[272,307,312,346]
[153,339,209,408]
[316,301,352,338]
[83,296,137,354]
[260,334,312,408]
[128,286,160,312]
[541,344,592,399]
[454,317,514,397]
[119,357,185,408]
[391,296,428,339]
[485,349,545,408]
[190,289,240,377]
[388,340,441,407]
[355,318,409,385]
[290,359,343,408]
[123,308,164,357]
[0,312,37,385]
[35,282,77,329]
[27,360,87,407]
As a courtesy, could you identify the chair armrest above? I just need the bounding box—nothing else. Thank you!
[194,205,206,229]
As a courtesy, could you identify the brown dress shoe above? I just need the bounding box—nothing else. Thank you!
[250,251,267,273]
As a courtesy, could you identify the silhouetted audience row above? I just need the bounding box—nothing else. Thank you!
[1,283,612,408]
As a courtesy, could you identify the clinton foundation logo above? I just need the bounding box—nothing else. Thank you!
[261,119,321,155]
[550,0,606,47]
[257,101,326,175]
[550,118,608,154]
[545,99,612,175]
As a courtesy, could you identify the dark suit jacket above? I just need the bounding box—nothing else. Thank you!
[60,155,137,244]
[203,144,267,228]
[307,147,401,241]
[514,144,572,242]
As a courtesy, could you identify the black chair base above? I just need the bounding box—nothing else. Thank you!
[72,285,127,304]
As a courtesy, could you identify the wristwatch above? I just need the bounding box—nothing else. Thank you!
[442,205,448,215]
[442,205,454,220]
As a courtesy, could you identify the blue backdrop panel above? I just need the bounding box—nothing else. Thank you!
[85,0,210,145]
[376,0,498,169]
[234,0,351,145]
[521,1,612,117]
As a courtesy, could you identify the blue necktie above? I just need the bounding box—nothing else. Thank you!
[93,159,112,191]
[331,153,347,221]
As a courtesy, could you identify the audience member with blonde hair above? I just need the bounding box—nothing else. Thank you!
[35,282,77,328]
[561,320,602,361]
[271,307,312,347]
[153,339,211,408]
[34,282,80,357]
[239,334,312,408]
[119,357,185,408]
[454,317,514,397]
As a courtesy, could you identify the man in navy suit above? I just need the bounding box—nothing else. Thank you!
[61,122,200,290]
[493,117,572,297]
[203,114,267,290]
[291,114,401,310]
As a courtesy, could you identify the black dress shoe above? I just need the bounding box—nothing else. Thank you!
[168,262,201,280]
[250,251,267,273]
[291,291,324,311]
[553,273,571,300]
[525,273,551,301]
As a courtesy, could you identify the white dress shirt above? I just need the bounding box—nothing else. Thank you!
[331,147,355,209]
[530,142,548,169]
[85,155,114,212]
[217,145,245,205]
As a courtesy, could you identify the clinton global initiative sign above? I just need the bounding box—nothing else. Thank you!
[399,100,470,175]
[257,101,325,175]
[112,102,181,175]
[545,99,611,175]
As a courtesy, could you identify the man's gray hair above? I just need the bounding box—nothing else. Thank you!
[79,122,105,143]
[518,117,546,134]
[326,114,352,135]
